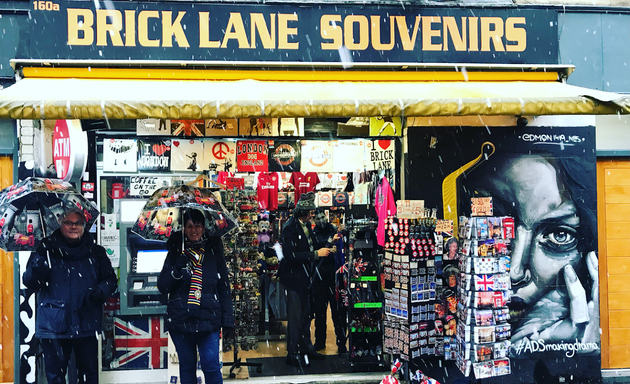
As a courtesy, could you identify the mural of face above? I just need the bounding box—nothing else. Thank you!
[485,154,598,347]
[493,156,582,306]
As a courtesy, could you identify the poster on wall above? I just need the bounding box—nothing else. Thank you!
[366,139,395,170]
[204,139,236,172]
[137,139,171,171]
[171,119,205,137]
[236,140,268,172]
[405,126,600,382]
[278,118,304,136]
[333,139,365,173]
[205,119,238,137]
[170,139,204,171]
[268,140,301,172]
[369,117,402,137]
[239,118,278,136]
[103,139,137,172]
[137,119,170,135]
[301,140,334,173]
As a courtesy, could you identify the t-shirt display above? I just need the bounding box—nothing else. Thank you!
[236,140,269,172]
[170,139,204,171]
[204,139,236,172]
[137,139,171,172]
[256,172,280,211]
[375,176,396,247]
[103,139,138,172]
[333,139,365,173]
[268,140,301,172]
[289,172,320,203]
[301,140,334,173]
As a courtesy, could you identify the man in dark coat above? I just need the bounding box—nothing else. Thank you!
[279,192,331,367]
[23,208,118,384]
[311,209,347,354]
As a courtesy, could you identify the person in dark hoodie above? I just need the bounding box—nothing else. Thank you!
[311,209,347,354]
[23,208,118,384]
[157,209,234,384]
[279,192,331,367]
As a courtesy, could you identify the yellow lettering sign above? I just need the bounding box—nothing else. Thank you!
[320,14,342,50]
[222,13,250,48]
[278,13,298,49]
[96,10,123,46]
[162,11,189,48]
[67,8,94,46]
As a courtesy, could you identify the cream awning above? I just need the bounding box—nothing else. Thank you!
[0,77,628,119]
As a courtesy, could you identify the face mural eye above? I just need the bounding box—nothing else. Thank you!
[538,225,578,254]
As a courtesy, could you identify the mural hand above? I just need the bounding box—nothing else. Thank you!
[565,264,589,325]
[582,251,599,345]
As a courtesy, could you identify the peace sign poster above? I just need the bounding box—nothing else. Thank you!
[236,140,269,172]
[301,140,333,173]
[204,139,236,172]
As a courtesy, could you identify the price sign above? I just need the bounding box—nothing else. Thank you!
[436,219,453,233]
[471,197,493,216]
[396,200,424,218]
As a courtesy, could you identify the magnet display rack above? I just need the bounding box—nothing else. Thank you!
[382,212,440,366]
[455,206,514,379]
[221,189,263,378]
[346,219,386,371]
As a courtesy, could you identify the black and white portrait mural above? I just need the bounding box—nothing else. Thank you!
[406,126,599,383]
[19,251,39,384]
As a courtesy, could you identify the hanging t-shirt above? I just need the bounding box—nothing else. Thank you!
[375,176,396,247]
[217,172,234,186]
[289,172,320,203]
[317,173,336,190]
[301,140,334,173]
[334,173,349,190]
[354,183,369,205]
[268,140,301,172]
[256,172,280,211]
[333,139,365,173]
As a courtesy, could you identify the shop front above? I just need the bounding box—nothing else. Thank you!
[3,1,630,384]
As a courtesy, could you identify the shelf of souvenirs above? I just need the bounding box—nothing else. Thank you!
[458,216,516,243]
[456,323,512,378]
[456,353,512,379]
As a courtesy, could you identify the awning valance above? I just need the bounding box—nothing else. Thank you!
[0,78,628,120]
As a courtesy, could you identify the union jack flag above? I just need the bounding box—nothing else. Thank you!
[475,274,495,292]
[111,316,168,369]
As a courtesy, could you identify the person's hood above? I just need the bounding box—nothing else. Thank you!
[48,229,96,261]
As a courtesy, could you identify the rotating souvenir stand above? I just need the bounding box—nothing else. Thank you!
[455,212,514,379]
[222,189,263,377]
[382,213,441,367]
[345,218,386,371]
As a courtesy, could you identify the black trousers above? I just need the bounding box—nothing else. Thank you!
[312,283,347,348]
[285,287,314,357]
[40,336,99,384]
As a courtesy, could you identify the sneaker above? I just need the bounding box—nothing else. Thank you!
[313,343,326,351]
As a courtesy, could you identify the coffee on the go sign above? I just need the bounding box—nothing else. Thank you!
[129,177,170,197]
